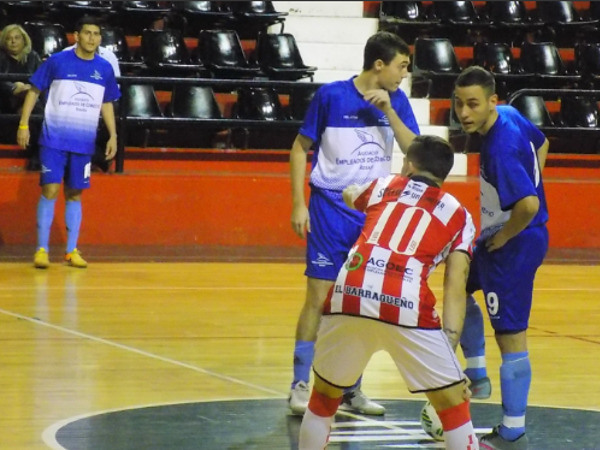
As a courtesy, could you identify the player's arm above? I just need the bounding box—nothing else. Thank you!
[536,138,550,171]
[486,195,539,252]
[16,86,41,149]
[442,250,471,351]
[100,101,118,160]
[290,134,313,239]
[363,89,416,153]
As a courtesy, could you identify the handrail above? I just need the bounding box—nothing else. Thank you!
[0,73,322,172]
[507,88,600,104]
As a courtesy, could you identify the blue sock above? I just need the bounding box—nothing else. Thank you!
[37,196,57,250]
[460,295,487,381]
[292,340,314,388]
[65,200,82,253]
[499,351,531,440]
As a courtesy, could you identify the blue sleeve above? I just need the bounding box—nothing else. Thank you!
[29,56,55,93]
[489,143,538,210]
[298,85,327,143]
[102,64,121,102]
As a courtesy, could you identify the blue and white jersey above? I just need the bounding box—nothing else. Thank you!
[300,77,419,192]
[30,49,121,155]
[479,105,548,238]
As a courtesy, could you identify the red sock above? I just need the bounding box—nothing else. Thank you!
[438,402,479,449]
[438,401,471,431]
[308,390,342,417]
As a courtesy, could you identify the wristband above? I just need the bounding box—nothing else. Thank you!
[18,125,29,130]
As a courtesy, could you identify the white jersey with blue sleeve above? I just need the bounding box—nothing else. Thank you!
[30,49,121,155]
[300,78,420,192]
[479,105,548,239]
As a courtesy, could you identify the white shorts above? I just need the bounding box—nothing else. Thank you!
[313,315,465,393]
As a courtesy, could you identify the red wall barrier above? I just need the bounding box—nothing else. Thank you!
[0,153,598,249]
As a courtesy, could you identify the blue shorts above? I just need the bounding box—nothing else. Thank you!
[467,225,549,333]
[39,147,92,190]
[305,188,365,281]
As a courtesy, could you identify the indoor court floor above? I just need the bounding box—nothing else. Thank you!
[0,247,599,449]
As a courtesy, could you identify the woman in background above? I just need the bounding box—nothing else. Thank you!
[0,24,43,170]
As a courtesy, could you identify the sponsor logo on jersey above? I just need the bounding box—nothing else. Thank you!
[90,70,103,80]
[311,252,334,267]
[335,284,414,308]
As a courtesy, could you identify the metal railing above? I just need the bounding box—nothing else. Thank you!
[0,73,322,172]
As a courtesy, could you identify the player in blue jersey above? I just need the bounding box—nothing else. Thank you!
[454,66,549,450]
[16,15,121,269]
[288,31,420,415]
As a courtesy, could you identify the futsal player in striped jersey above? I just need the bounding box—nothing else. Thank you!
[299,135,479,450]
[454,66,549,450]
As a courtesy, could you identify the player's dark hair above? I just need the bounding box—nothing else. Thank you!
[75,15,103,33]
[455,65,496,97]
[407,135,455,181]
[363,31,410,71]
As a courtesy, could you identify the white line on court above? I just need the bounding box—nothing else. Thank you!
[0,286,598,291]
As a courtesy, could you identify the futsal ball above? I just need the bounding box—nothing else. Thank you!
[420,401,444,441]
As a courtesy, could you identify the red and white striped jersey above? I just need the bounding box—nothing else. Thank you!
[323,175,476,329]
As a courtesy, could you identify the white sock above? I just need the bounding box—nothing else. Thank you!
[444,421,479,450]
[299,408,334,450]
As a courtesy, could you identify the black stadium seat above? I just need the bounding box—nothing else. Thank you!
[411,37,461,98]
[196,29,260,79]
[23,21,68,60]
[255,32,316,81]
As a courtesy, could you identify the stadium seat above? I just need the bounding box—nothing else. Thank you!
[472,41,533,98]
[234,87,285,121]
[122,84,162,118]
[519,41,580,89]
[116,1,172,35]
[166,85,224,147]
[167,85,222,120]
[534,1,598,47]
[429,1,487,45]
[255,32,316,81]
[121,83,163,147]
[575,42,600,88]
[508,95,554,128]
[100,25,143,72]
[232,87,290,149]
[140,29,204,76]
[172,1,234,35]
[228,1,288,38]
[482,1,542,46]
[411,37,461,98]
[23,21,68,59]
[196,29,260,79]
[559,96,599,128]
[378,1,440,44]
[288,84,321,121]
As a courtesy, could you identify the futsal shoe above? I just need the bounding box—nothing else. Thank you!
[288,381,310,415]
[470,376,492,399]
[480,426,529,449]
[339,388,385,415]
[33,248,50,269]
[65,249,88,268]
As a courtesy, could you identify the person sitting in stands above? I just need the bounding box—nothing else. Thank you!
[0,24,43,170]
